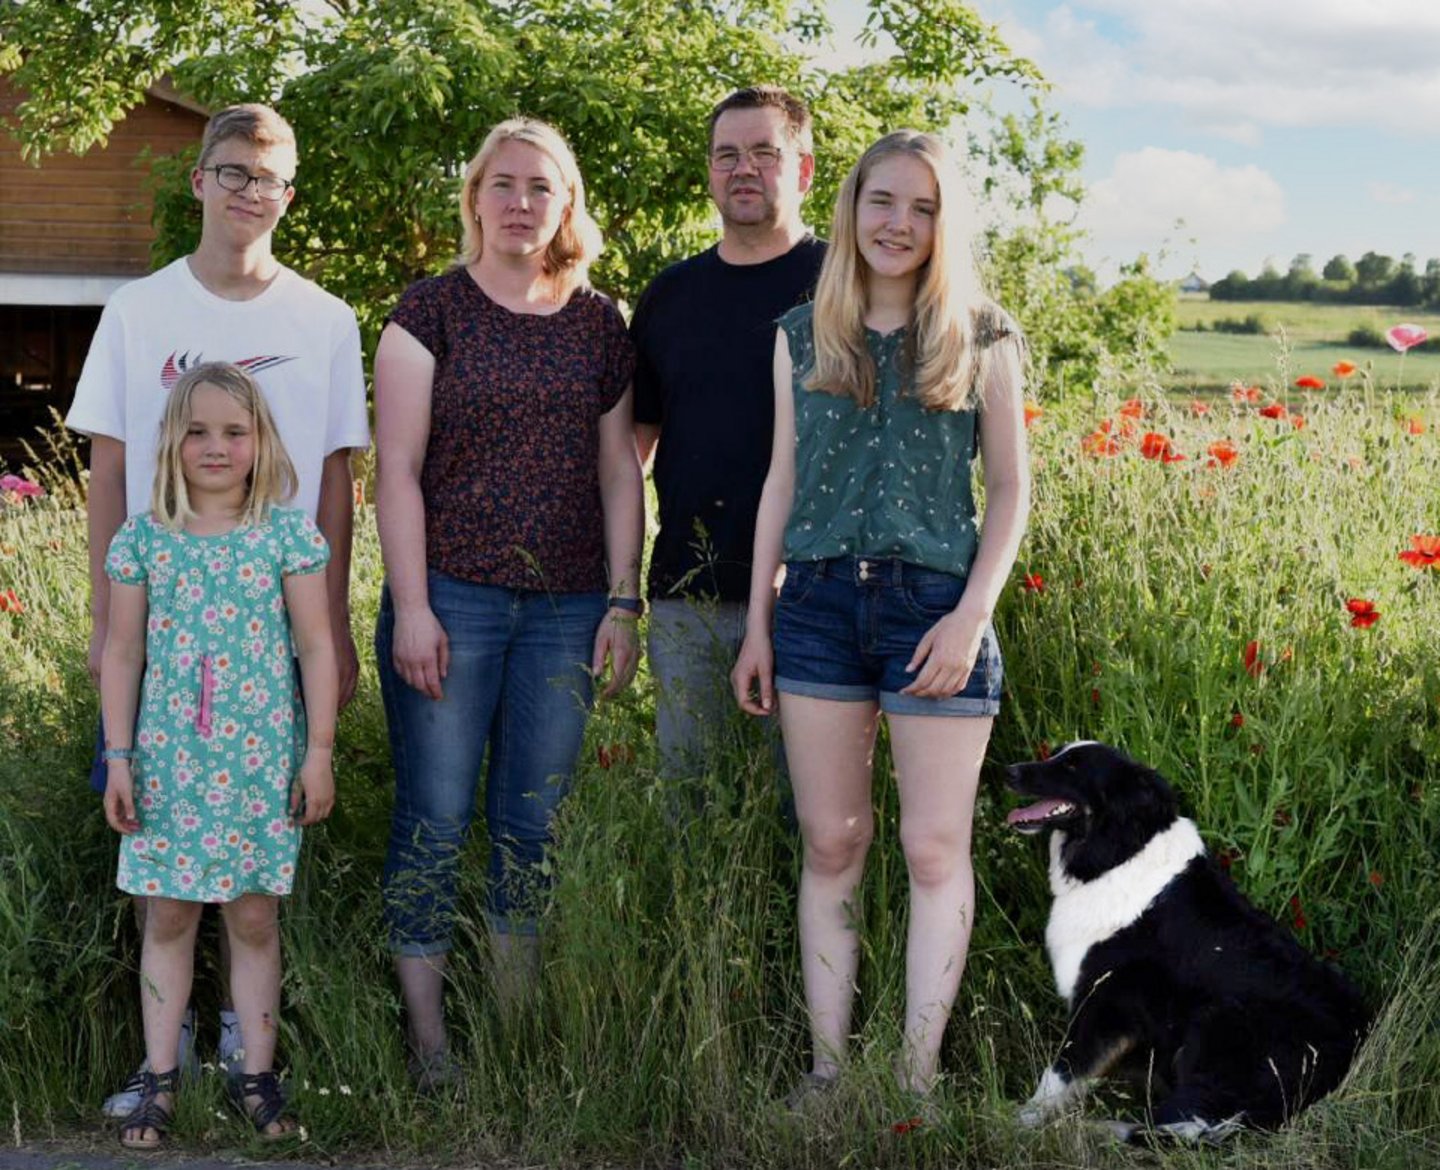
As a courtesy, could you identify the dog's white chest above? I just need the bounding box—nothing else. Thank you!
[1045,818,1206,1002]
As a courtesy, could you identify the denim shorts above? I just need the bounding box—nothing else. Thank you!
[773,557,1002,717]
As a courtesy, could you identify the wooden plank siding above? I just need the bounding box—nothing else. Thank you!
[1,81,205,277]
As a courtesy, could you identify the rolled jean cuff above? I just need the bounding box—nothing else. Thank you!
[389,937,454,959]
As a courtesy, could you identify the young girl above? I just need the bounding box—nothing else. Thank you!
[101,362,338,1148]
[732,131,1030,1100]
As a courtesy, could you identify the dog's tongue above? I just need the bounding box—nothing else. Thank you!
[1006,798,1069,826]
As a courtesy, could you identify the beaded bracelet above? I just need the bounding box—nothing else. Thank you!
[102,748,137,762]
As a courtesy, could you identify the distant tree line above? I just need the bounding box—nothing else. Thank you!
[1208,253,1440,308]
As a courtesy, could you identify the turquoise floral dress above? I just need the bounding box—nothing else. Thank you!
[104,507,329,902]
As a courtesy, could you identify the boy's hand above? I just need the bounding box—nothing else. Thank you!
[291,750,335,826]
[104,766,140,834]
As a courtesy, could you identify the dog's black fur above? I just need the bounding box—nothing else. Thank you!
[1007,741,1369,1141]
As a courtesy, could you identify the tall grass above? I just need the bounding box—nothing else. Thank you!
[1,383,1437,1167]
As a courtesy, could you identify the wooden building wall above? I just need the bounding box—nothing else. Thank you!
[0,81,206,277]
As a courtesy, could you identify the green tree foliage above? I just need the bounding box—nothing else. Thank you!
[1322,254,1355,282]
[2,0,1175,394]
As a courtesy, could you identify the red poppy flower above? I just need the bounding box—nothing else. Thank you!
[1090,687,1101,707]
[1398,535,1440,569]
[891,1117,924,1136]
[1405,416,1426,435]
[1290,413,1307,430]
[1097,418,1114,433]
[1295,374,1325,390]
[1230,383,1262,403]
[1119,398,1145,419]
[1368,870,1384,888]
[0,588,22,614]
[1289,896,1308,931]
[1386,323,1428,352]
[1190,399,1211,416]
[1081,430,1121,457]
[1332,360,1357,379]
[1021,572,1044,593]
[1023,401,1043,428]
[1036,740,1051,761]
[1139,431,1173,460]
[1230,712,1245,729]
[1243,639,1264,677]
[1258,403,1287,420]
[1206,440,1239,469]
[1345,598,1380,628]
[1216,847,1240,871]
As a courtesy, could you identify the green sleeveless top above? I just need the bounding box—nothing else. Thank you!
[777,301,1018,578]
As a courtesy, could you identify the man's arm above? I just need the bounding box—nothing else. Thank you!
[316,447,359,709]
[86,436,126,684]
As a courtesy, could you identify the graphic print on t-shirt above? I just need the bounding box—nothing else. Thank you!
[159,351,297,390]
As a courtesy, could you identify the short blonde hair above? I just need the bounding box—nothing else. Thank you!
[457,118,602,298]
[198,103,297,172]
[807,130,993,412]
[152,362,297,530]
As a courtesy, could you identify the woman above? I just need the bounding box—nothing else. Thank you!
[732,131,1029,1101]
[374,118,643,1086]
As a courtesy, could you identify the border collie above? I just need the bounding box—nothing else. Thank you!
[1006,741,1368,1142]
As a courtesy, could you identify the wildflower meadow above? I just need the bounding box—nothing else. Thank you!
[1,354,1438,1169]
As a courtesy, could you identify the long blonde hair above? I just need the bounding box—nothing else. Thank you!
[457,118,603,299]
[807,130,991,412]
[152,362,297,530]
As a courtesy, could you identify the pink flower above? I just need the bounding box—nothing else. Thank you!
[0,474,44,499]
[1386,324,1428,352]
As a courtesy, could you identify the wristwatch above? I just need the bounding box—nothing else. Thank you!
[607,596,645,617]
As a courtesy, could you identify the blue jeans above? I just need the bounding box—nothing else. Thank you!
[773,557,1003,717]
[377,572,606,953]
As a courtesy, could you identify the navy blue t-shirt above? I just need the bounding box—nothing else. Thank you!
[631,237,825,603]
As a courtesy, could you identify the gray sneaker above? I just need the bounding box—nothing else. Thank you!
[101,1008,197,1118]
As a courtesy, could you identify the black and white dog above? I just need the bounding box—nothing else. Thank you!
[1006,741,1368,1142]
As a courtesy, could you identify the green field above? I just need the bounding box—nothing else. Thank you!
[4,390,1438,1168]
[1166,299,1440,393]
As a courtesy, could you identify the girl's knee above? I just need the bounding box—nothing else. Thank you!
[222,894,280,947]
[145,897,203,943]
[899,825,972,889]
[801,815,874,878]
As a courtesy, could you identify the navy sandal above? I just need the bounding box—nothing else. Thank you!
[117,1067,179,1150]
[227,1070,298,1141]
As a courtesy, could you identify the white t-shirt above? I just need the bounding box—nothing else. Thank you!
[66,257,370,519]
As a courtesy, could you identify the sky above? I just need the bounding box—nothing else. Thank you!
[828,1,1440,284]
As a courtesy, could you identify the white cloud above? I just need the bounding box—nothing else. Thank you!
[1368,182,1417,205]
[1078,148,1286,268]
[999,1,1440,135]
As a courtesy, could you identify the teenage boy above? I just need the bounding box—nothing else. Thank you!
[631,86,825,780]
[66,102,370,1115]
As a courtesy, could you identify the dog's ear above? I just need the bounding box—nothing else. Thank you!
[1133,763,1179,823]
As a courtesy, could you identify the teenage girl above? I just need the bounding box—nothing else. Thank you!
[101,361,339,1147]
[732,130,1030,1099]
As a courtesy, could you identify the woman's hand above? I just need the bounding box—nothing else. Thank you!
[103,764,140,835]
[291,748,335,826]
[901,607,986,698]
[592,609,640,699]
[392,606,449,700]
[731,633,776,716]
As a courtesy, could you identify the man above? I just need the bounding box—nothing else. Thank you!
[66,102,370,1115]
[631,86,825,780]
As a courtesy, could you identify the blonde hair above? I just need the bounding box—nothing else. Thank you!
[152,362,297,530]
[806,130,992,412]
[457,118,603,299]
[198,104,297,170]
